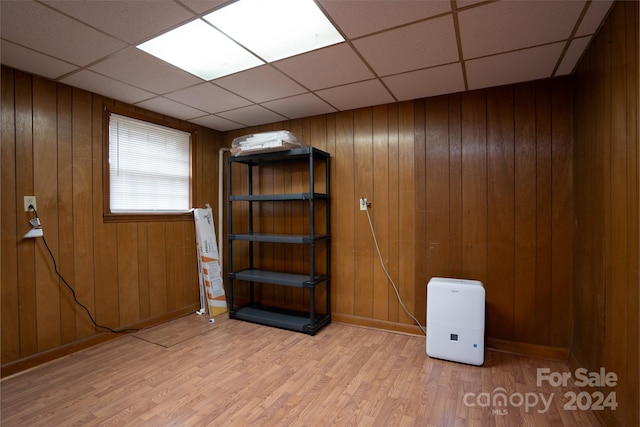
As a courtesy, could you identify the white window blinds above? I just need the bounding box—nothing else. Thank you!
[109,113,191,213]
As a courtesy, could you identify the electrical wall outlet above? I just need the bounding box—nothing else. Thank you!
[359,197,368,211]
[24,196,37,212]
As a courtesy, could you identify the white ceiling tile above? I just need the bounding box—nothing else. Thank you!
[0,0,613,132]
[189,114,245,131]
[89,48,202,94]
[455,0,487,9]
[218,105,287,127]
[316,79,395,111]
[575,1,614,37]
[60,70,154,104]
[1,40,77,80]
[466,42,565,90]
[383,63,465,101]
[273,43,373,90]
[261,93,337,119]
[458,1,585,59]
[556,36,592,76]
[135,96,207,120]
[165,83,252,113]
[319,0,451,39]
[0,0,127,66]
[178,0,229,14]
[213,65,307,103]
[353,15,458,77]
[43,0,195,44]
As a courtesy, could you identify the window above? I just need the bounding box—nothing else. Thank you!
[104,108,194,220]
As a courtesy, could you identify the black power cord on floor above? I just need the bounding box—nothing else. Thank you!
[29,205,139,334]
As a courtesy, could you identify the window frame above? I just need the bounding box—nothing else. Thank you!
[103,105,196,222]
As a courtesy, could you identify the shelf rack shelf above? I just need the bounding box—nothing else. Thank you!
[227,147,331,335]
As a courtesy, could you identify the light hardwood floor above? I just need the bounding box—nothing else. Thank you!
[1,315,602,426]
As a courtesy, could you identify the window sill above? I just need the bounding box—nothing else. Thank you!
[103,211,194,223]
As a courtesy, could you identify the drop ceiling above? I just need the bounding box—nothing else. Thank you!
[1,0,613,132]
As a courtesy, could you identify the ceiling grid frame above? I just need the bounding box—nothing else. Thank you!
[0,0,614,131]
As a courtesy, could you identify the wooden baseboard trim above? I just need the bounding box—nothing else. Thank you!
[332,313,570,361]
[331,313,425,336]
[1,305,199,379]
[486,337,568,361]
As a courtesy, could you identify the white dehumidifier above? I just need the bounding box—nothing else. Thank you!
[426,277,485,366]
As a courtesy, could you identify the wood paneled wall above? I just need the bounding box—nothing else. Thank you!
[0,70,581,375]
[225,81,574,348]
[1,66,225,375]
[415,79,574,348]
[572,1,639,426]
[224,105,417,330]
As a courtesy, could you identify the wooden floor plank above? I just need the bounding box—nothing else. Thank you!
[0,315,602,426]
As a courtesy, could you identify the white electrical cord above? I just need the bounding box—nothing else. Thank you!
[364,206,427,335]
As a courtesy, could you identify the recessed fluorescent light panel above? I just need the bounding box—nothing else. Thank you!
[204,0,345,62]
[138,0,343,81]
[137,19,264,80]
